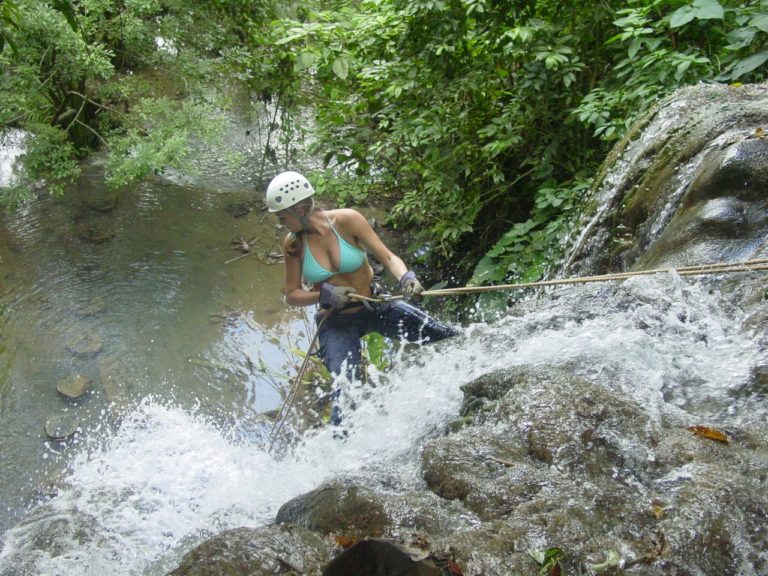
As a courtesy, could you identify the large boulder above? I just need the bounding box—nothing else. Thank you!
[565,83,768,275]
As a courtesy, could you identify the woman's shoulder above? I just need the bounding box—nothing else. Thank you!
[328,207,363,218]
[329,207,369,228]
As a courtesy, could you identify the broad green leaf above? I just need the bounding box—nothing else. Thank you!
[332,56,349,79]
[692,0,724,20]
[670,6,695,28]
[298,52,315,68]
[729,51,768,79]
[51,0,78,32]
[752,14,768,33]
[726,27,757,49]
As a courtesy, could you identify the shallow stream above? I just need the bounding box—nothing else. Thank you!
[0,156,312,534]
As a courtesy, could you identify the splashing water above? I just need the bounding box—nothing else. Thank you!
[0,273,764,575]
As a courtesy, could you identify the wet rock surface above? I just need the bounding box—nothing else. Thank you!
[167,525,332,576]
[76,221,115,244]
[44,413,80,441]
[565,83,768,275]
[64,331,103,358]
[166,361,768,575]
[85,194,118,213]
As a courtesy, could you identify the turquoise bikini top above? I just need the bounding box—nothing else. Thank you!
[302,219,366,284]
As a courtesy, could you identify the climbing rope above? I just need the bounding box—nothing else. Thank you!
[351,258,768,303]
[266,310,332,454]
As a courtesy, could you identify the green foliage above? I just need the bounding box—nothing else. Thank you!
[1,0,282,206]
[256,0,767,295]
[530,546,566,576]
[104,96,227,187]
[3,0,767,301]
[362,332,390,373]
[1,124,80,208]
[0,0,20,55]
[469,179,589,286]
[288,0,607,270]
[469,176,591,316]
[575,0,768,142]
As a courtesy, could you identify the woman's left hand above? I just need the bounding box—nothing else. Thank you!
[399,271,424,302]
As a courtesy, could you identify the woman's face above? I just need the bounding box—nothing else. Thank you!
[275,207,303,232]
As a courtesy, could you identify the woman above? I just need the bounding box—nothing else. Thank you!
[266,171,457,423]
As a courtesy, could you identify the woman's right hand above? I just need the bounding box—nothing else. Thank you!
[320,283,355,309]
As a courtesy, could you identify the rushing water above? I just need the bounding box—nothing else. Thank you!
[0,263,765,574]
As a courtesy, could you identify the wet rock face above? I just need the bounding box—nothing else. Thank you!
[565,83,768,275]
[275,484,390,538]
[418,365,768,576]
[167,525,332,576]
[637,136,768,269]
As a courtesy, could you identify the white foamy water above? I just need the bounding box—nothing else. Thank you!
[0,274,764,575]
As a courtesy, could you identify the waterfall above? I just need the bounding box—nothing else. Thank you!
[1,270,763,575]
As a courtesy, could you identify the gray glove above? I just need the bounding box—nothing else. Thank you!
[320,283,355,309]
[399,271,424,302]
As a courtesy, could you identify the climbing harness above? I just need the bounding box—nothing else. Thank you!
[265,257,767,451]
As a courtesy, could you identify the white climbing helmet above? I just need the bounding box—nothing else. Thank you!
[265,171,315,212]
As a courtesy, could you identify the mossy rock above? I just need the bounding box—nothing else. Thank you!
[56,374,91,399]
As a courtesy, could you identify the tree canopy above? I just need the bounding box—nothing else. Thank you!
[2,0,766,286]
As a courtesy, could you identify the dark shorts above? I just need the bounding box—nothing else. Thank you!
[315,299,458,380]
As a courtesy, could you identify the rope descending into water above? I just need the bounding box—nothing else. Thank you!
[266,311,331,454]
[350,258,768,303]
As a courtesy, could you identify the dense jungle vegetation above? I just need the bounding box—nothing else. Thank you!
[1,0,767,286]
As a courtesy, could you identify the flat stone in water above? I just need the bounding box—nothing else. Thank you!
[56,374,91,398]
[65,332,103,358]
[77,222,115,244]
[86,194,118,213]
[44,414,79,440]
[82,296,106,316]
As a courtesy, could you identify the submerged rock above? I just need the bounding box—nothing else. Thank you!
[97,354,135,419]
[44,414,79,440]
[81,296,106,317]
[64,332,103,358]
[76,221,115,244]
[56,374,91,399]
[85,194,118,213]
